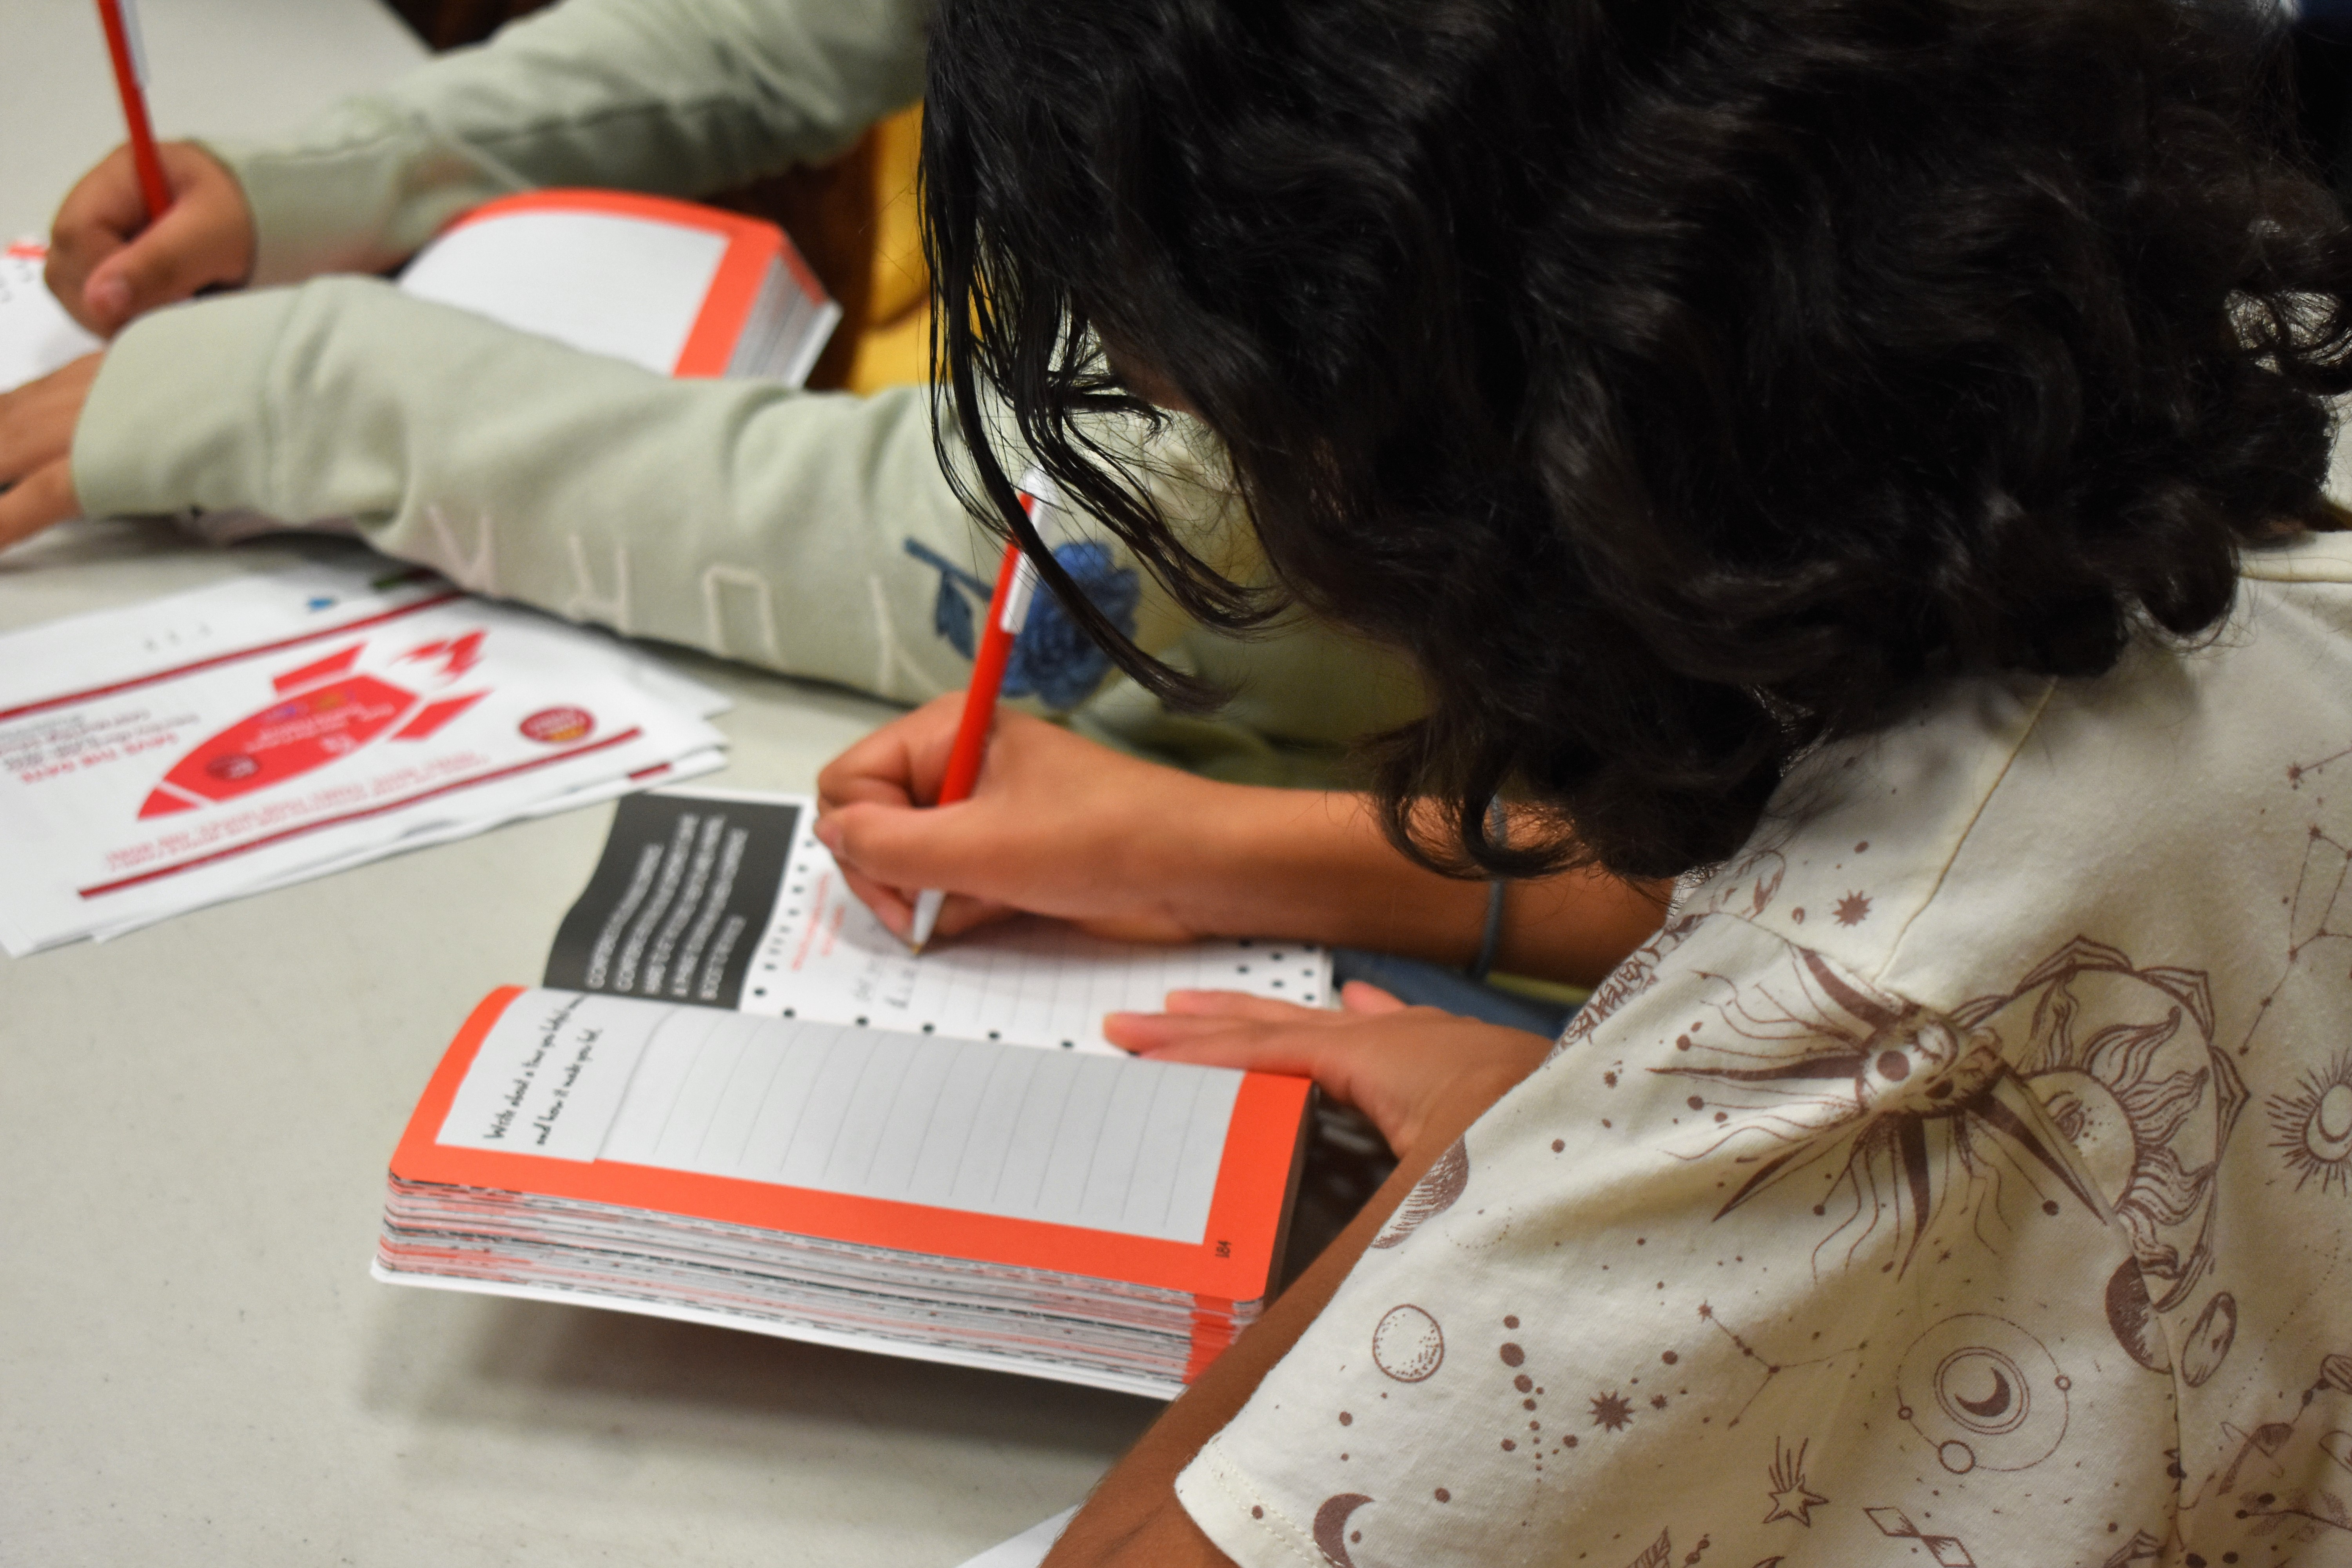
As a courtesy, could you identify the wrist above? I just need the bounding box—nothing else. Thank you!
[1146,783,1353,943]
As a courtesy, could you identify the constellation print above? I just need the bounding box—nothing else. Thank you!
[1696,1301,1869,1429]
[2287,739,2352,789]
[2237,825,2352,1061]
[1657,938,2099,1275]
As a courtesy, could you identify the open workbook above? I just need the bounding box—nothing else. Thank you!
[377,790,1329,1397]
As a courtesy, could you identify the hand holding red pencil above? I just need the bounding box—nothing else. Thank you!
[45,2,254,337]
[906,472,1053,950]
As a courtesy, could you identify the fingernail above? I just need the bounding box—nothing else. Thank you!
[86,274,130,319]
[812,818,839,848]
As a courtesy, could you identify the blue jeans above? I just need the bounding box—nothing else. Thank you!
[1330,948,1577,1038]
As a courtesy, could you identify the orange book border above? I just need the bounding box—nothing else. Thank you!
[389,987,1310,1306]
[436,190,831,378]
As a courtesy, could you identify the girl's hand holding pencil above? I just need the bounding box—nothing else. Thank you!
[45,141,252,337]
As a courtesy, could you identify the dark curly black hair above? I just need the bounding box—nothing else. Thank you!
[922,0,2352,882]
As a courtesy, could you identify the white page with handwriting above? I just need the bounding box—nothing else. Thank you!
[437,989,1242,1244]
[731,798,1332,1053]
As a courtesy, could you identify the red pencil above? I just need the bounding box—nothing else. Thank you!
[93,0,171,223]
[907,476,1049,950]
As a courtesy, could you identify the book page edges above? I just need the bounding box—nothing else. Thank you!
[388,987,1311,1303]
[430,189,837,383]
[367,1263,1186,1401]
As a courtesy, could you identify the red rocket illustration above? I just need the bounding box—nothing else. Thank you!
[136,632,509,819]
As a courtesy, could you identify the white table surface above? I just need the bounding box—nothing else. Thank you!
[5,0,434,239]
[0,6,1154,1564]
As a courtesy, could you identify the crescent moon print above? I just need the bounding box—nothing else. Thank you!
[1655,939,2100,1273]
[1372,1141,1468,1249]
[1896,1314,2069,1473]
[1954,937,2245,1315]
[2268,1049,2352,1196]
[1312,1494,1373,1568]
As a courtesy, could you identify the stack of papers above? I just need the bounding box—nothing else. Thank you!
[374,792,1330,1398]
[0,559,728,954]
[380,985,1311,1399]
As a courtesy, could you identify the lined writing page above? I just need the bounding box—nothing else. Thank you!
[739,813,1332,1052]
[441,991,1245,1244]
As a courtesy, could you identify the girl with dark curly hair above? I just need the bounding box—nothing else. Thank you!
[814,0,2352,1560]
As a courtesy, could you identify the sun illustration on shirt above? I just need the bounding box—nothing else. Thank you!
[1657,935,2238,1295]
[1657,940,2099,1274]
[2267,1049,2352,1196]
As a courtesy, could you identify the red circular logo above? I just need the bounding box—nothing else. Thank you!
[519,706,595,744]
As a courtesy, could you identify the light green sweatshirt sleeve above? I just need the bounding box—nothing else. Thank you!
[210,0,929,283]
[72,278,1239,711]
[68,0,1428,764]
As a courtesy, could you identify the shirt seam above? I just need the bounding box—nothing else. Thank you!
[1186,1445,1328,1568]
[1865,676,2059,993]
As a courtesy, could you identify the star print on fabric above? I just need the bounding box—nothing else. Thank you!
[1761,1437,1828,1526]
[1590,1390,1635,1432]
[1834,891,1872,926]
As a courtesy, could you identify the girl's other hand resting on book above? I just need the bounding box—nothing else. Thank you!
[46,141,254,336]
[1107,982,1553,1159]
[0,353,97,550]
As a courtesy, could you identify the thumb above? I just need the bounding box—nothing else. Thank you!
[817,797,995,892]
[82,200,239,328]
[1339,979,1409,1014]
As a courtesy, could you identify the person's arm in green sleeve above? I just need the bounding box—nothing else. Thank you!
[46,0,928,332]
[61,278,1214,710]
[222,0,930,287]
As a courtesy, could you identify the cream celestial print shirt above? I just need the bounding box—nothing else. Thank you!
[1177,534,2352,1568]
